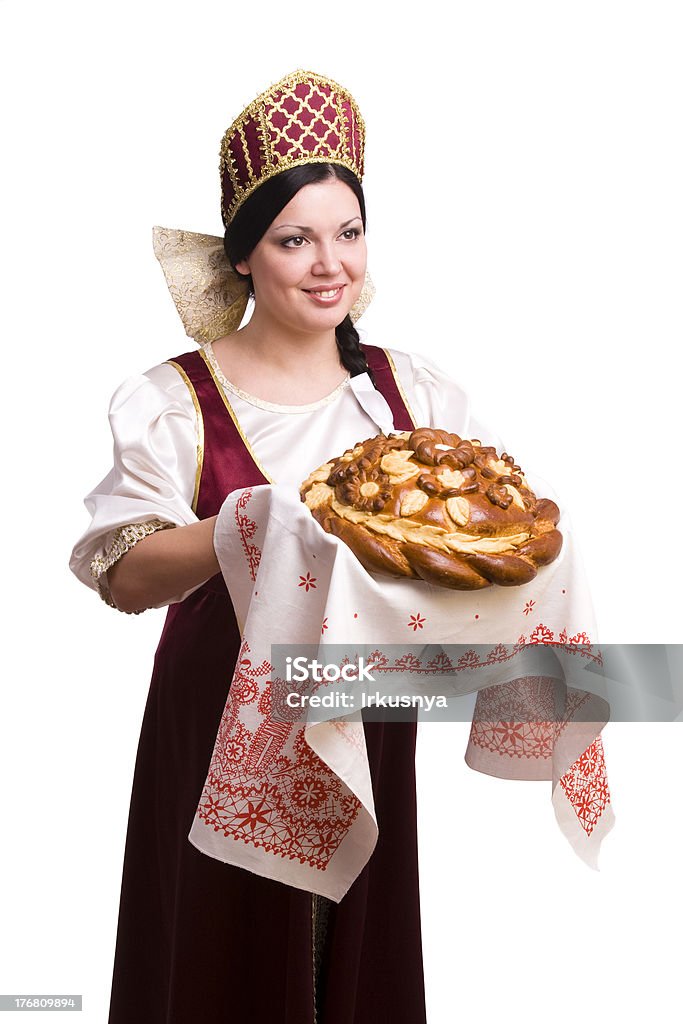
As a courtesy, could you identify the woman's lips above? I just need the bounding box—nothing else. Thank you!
[303,285,346,306]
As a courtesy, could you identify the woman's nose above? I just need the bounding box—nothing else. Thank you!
[311,243,342,277]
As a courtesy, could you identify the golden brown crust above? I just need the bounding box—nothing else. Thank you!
[300,428,563,590]
[400,542,491,590]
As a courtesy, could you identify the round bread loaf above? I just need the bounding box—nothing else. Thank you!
[299,428,562,590]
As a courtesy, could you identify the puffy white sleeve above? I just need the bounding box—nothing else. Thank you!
[385,347,507,452]
[69,361,201,613]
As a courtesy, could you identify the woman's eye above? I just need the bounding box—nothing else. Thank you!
[281,228,361,248]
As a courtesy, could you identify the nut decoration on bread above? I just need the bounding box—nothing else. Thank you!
[299,428,562,590]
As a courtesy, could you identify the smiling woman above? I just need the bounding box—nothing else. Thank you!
[217,164,372,404]
[69,68,485,1024]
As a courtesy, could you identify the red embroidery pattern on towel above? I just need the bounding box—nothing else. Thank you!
[196,638,361,870]
[235,488,261,581]
[467,676,592,759]
[467,624,611,835]
[558,735,611,836]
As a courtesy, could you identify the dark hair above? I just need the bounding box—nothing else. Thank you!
[224,163,375,385]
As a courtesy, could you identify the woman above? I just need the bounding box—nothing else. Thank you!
[70,70,491,1023]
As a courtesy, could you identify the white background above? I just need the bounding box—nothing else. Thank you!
[1,0,681,1020]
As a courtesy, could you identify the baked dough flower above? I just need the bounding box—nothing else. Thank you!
[335,465,392,513]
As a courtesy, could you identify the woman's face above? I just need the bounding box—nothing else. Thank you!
[235,177,367,335]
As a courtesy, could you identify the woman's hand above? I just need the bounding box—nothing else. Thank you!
[107,516,220,613]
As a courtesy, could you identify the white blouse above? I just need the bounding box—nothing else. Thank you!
[69,341,504,612]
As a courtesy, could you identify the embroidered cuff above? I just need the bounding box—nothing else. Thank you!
[89,519,176,614]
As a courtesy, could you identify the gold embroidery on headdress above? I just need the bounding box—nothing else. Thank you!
[219,69,366,227]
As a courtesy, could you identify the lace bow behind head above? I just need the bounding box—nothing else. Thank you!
[152,225,375,344]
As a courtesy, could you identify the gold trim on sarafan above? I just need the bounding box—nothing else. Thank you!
[165,359,205,512]
[381,348,418,428]
[197,348,276,484]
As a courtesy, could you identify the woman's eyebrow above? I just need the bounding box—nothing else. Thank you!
[272,216,362,232]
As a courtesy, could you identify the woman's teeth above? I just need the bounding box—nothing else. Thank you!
[309,288,340,297]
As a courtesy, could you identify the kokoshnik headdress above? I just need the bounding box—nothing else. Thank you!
[153,70,375,343]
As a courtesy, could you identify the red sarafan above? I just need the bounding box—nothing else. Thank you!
[301,427,563,590]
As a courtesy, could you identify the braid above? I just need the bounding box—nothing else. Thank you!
[335,315,377,387]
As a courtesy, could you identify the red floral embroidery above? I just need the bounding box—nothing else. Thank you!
[395,652,422,672]
[468,677,586,761]
[235,488,261,581]
[233,797,272,833]
[349,636,601,679]
[523,599,536,616]
[465,645,611,836]
[367,649,389,669]
[408,612,426,631]
[224,736,247,763]
[232,653,269,705]
[291,774,327,809]
[197,639,361,870]
[198,628,611,869]
[458,649,480,669]
[558,735,611,835]
[298,571,317,591]
[529,623,554,644]
[427,650,454,672]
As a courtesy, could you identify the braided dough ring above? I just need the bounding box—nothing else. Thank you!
[299,428,562,590]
